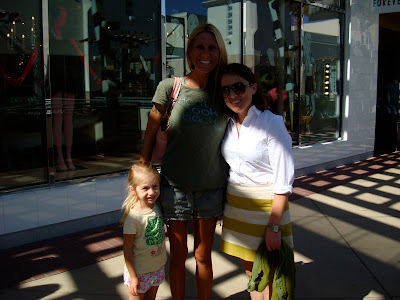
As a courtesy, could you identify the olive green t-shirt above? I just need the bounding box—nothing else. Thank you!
[152,78,227,190]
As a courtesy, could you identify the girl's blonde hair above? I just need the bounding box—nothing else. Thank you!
[120,161,160,223]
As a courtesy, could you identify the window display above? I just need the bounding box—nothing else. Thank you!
[0,0,345,191]
[0,1,45,189]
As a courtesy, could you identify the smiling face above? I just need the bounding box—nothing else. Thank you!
[130,173,160,210]
[221,73,257,122]
[187,32,220,75]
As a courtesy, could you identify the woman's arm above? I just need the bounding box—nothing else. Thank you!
[123,234,139,296]
[265,193,289,251]
[265,115,294,251]
[140,103,166,162]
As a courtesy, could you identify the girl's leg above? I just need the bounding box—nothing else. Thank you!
[242,259,271,300]
[143,286,159,300]
[128,290,144,300]
[193,216,217,300]
[167,220,189,300]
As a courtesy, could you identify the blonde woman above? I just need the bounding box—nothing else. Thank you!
[140,23,228,300]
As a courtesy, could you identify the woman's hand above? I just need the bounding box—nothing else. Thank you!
[265,226,281,251]
[266,193,289,251]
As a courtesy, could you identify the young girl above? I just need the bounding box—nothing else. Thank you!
[121,161,167,300]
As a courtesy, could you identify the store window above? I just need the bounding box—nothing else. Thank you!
[165,0,344,147]
[0,0,161,191]
[299,3,343,144]
[0,1,45,190]
[0,0,345,191]
[46,0,161,183]
[249,0,344,146]
[246,0,301,143]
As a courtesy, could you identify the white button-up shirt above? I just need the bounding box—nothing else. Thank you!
[221,106,294,194]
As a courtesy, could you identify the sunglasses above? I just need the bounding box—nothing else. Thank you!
[221,82,253,98]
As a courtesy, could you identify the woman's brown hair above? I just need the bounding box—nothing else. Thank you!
[219,63,268,116]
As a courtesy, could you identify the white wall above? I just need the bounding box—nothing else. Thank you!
[0,176,126,246]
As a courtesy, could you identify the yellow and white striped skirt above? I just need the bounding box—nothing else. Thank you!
[220,182,293,262]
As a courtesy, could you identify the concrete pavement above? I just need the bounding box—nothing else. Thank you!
[0,152,399,299]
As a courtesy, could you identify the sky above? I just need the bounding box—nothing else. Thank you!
[165,0,208,16]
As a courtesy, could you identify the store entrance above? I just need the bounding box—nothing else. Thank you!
[375,12,400,155]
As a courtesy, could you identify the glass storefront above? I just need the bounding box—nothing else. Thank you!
[299,3,343,145]
[165,0,344,145]
[46,0,161,184]
[0,0,344,191]
[1,0,161,190]
[0,1,45,189]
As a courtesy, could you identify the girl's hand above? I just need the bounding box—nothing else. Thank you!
[265,226,281,252]
[129,276,140,296]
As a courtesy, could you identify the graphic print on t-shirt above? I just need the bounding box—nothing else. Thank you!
[145,216,165,246]
[178,97,222,132]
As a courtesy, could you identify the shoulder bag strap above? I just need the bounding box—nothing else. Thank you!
[168,76,182,116]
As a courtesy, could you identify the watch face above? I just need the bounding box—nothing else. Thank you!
[269,224,279,232]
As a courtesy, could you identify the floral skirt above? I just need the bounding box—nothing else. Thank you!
[124,266,165,293]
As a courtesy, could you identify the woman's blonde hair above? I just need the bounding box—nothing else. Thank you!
[120,161,160,223]
[186,23,228,95]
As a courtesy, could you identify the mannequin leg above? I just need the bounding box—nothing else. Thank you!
[52,92,67,171]
[63,93,75,170]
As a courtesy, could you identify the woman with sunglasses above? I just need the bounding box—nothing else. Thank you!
[140,23,228,300]
[219,63,295,300]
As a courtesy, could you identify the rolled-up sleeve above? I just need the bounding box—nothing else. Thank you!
[266,116,294,194]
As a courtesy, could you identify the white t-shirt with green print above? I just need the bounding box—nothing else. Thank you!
[123,203,167,275]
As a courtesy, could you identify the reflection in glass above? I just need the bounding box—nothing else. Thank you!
[251,0,301,143]
[300,4,342,145]
[46,0,161,182]
[250,0,342,146]
[0,0,345,190]
[0,1,45,190]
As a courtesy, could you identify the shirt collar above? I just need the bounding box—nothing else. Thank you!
[248,105,261,117]
[227,105,261,123]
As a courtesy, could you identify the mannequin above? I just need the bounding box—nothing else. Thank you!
[50,5,77,171]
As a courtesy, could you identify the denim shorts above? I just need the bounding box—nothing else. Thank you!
[159,183,225,220]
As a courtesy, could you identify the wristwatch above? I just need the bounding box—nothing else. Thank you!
[267,224,280,233]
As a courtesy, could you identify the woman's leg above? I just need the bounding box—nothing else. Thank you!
[144,286,159,300]
[193,216,217,300]
[167,220,189,300]
[242,259,271,300]
[51,92,67,171]
[63,93,75,170]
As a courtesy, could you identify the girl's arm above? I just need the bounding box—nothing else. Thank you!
[140,103,166,162]
[265,193,289,251]
[123,234,139,296]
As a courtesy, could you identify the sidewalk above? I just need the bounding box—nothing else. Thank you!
[0,152,399,299]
